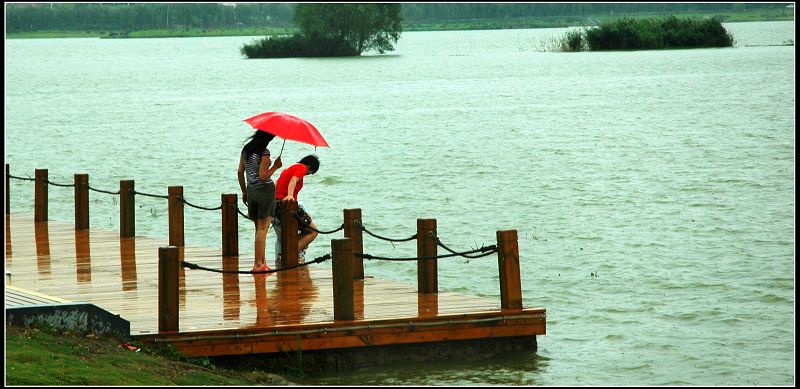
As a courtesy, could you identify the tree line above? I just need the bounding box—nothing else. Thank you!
[400,3,787,21]
[5,3,789,33]
[5,3,295,32]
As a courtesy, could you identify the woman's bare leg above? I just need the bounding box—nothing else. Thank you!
[253,217,270,270]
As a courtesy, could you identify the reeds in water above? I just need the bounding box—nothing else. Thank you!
[556,16,735,51]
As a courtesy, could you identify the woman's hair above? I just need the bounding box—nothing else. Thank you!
[243,131,275,157]
[299,154,320,174]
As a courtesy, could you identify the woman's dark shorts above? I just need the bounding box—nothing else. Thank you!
[246,182,276,220]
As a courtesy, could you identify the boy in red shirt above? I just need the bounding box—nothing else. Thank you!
[273,155,320,265]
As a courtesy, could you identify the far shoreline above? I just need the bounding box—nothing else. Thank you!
[5,11,794,40]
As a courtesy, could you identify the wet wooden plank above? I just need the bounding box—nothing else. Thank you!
[5,285,70,308]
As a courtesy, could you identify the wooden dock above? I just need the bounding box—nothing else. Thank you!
[5,165,545,366]
[5,213,545,359]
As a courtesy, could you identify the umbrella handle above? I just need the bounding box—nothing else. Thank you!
[278,139,286,158]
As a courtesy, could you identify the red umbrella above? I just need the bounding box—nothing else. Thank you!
[243,112,329,156]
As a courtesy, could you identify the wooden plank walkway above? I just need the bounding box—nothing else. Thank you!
[5,285,70,308]
[5,213,546,358]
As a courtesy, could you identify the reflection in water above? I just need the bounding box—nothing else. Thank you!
[248,266,320,328]
[269,266,319,325]
[252,272,274,327]
[120,237,138,291]
[75,230,91,283]
[34,221,51,277]
[222,256,240,321]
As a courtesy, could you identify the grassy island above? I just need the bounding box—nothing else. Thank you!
[240,4,402,58]
[558,16,735,52]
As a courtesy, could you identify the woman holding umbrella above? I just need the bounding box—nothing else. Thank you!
[238,130,283,273]
[242,111,329,268]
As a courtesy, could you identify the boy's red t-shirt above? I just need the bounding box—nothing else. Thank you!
[275,163,308,200]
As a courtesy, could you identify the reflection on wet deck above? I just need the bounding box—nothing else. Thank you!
[6,214,510,336]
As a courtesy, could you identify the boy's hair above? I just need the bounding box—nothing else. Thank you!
[299,154,320,174]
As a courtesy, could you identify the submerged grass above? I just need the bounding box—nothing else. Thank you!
[5,323,293,385]
[240,34,360,58]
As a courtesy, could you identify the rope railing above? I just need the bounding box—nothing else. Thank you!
[182,253,331,274]
[45,178,75,188]
[9,174,225,211]
[293,211,344,234]
[8,174,224,208]
[180,197,222,211]
[355,244,498,262]
[359,222,417,243]
[434,234,496,259]
[9,172,496,260]
[7,173,35,181]
[132,189,169,199]
[88,185,120,195]
[179,243,496,276]
[237,207,252,220]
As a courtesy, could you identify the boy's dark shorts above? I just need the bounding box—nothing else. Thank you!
[273,201,313,233]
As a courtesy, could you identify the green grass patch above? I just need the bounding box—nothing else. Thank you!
[5,323,292,385]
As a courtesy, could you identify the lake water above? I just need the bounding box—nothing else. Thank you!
[4,21,795,385]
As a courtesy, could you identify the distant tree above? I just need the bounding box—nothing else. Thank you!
[293,3,402,55]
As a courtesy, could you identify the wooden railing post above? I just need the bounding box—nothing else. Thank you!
[158,246,180,333]
[331,238,355,321]
[221,193,238,257]
[5,164,9,215]
[168,186,184,247]
[343,208,364,279]
[496,229,523,310]
[34,169,48,222]
[74,174,89,230]
[120,180,135,237]
[280,200,299,267]
[417,218,438,294]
